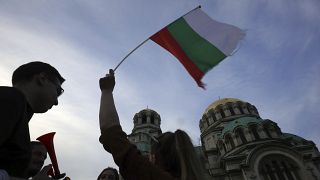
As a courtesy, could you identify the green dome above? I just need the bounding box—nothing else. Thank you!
[220,117,263,138]
[204,98,244,114]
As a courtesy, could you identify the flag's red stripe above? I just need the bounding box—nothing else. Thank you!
[151,28,205,88]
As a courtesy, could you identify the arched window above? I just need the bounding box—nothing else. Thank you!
[267,124,281,138]
[150,115,154,124]
[225,134,235,150]
[235,128,247,144]
[214,110,221,120]
[219,107,226,118]
[281,162,296,180]
[247,104,253,114]
[263,124,272,138]
[249,105,259,115]
[206,115,213,125]
[217,140,226,154]
[227,103,235,115]
[209,111,217,123]
[258,154,301,180]
[203,119,208,129]
[238,103,244,114]
[249,124,260,140]
[142,114,147,124]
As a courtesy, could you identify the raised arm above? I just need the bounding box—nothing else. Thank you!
[99,69,120,132]
[98,70,176,180]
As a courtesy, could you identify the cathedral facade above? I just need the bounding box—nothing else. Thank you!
[127,98,320,180]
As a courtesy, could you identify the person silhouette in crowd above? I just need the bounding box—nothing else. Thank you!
[0,61,65,179]
[97,167,119,180]
[98,69,204,180]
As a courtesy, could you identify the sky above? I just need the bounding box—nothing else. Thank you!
[0,0,319,179]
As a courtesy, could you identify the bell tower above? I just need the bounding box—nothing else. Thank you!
[128,108,162,156]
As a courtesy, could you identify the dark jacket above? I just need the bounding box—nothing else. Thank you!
[0,86,33,177]
[100,125,177,180]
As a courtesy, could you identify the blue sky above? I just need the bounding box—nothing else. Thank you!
[0,0,319,179]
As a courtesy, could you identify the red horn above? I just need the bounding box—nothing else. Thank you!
[36,132,61,177]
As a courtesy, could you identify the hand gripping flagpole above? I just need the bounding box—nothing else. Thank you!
[113,5,201,72]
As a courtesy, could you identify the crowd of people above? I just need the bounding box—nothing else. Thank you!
[0,62,204,180]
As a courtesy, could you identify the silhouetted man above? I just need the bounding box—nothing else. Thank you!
[0,61,65,179]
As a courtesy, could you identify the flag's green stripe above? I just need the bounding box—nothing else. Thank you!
[167,18,227,73]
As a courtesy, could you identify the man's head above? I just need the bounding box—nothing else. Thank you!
[25,141,48,178]
[12,61,65,113]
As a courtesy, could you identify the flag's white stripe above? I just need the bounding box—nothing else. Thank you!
[184,9,245,56]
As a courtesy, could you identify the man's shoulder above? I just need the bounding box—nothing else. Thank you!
[0,86,26,103]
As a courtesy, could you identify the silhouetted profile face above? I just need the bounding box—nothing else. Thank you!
[31,75,63,113]
[98,170,117,180]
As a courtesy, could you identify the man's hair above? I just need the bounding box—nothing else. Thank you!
[12,61,65,85]
[97,167,119,180]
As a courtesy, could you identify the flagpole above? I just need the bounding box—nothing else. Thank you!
[180,5,201,19]
[113,5,201,72]
[114,38,149,72]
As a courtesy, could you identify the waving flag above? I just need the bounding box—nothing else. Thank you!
[150,8,245,88]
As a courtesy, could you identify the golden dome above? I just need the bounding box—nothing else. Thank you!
[204,98,245,113]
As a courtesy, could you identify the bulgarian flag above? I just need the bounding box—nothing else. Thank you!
[150,7,245,88]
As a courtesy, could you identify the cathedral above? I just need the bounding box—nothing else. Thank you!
[127,98,320,180]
